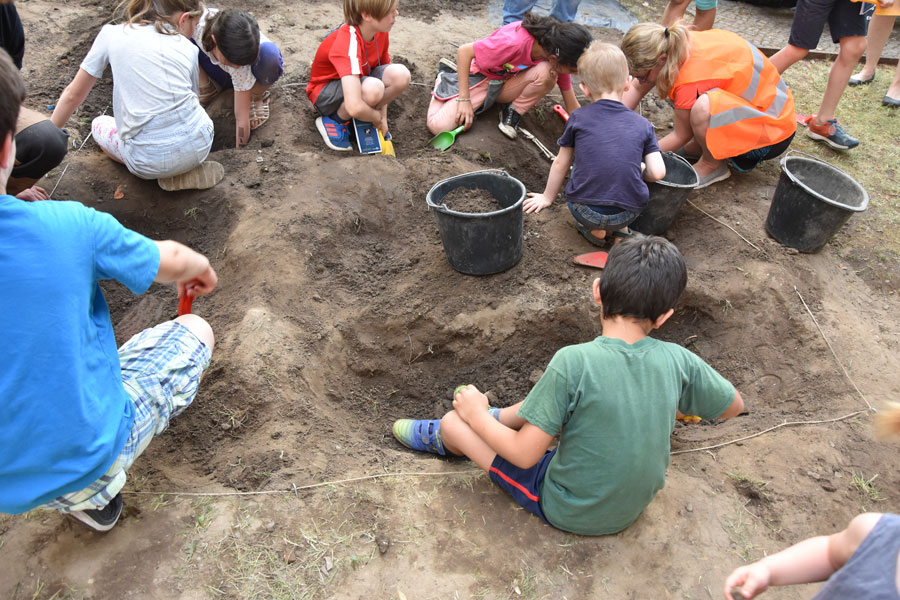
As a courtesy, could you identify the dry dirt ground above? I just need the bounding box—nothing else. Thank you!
[3,1,900,599]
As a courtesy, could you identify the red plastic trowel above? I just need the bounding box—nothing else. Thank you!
[572,251,608,269]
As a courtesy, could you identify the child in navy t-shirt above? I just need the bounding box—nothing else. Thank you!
[524,41,665,246]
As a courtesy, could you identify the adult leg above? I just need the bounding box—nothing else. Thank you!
[687,95,726,178]
[661,0,691,27]
[886,55,900,101]
[853,14,894,82]
[502,0,537,25]
[692,7,716,30]
[549,0,582,22]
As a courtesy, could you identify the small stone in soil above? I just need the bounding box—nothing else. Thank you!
[440,187,500,213]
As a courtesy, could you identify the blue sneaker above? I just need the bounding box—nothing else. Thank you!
[392,419,446,455]
[806,117,859,150]
[316,115,352,151]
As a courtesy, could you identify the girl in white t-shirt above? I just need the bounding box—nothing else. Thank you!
[51,0,223,191]
[191,8,284,148]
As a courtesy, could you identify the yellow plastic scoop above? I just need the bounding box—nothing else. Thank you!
[378,130,395,156]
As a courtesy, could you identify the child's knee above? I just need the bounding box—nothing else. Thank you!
[175,314,215,352]
[530,61,557,87]
[386,64,411,89]
[253,42,284,86]
[839,36,867,61]
[361,78,386,107]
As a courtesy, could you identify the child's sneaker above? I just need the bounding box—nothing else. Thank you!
[316,115,352,151]
[67,493,123,532]
[806,117,859,150]
[498,105,522,140]
[157,161,225,191]
[392,419,446,455]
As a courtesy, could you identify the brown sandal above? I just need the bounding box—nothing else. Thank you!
[249,90,271,130]
[198,78,222,107]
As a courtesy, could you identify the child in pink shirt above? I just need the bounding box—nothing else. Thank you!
[427,12,591,139]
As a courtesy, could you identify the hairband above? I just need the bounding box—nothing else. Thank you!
[664,27,670,38]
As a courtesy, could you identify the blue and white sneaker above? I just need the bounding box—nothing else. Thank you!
[393,419,446,455]
[316,115,352,151]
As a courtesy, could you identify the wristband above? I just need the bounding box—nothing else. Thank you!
[455,97,472,103]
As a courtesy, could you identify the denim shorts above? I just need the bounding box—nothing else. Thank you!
[314,64,389,117]
[121,103,214,179]
[42,321,211,513]
[567,200,639,246]
[489,449,556,524]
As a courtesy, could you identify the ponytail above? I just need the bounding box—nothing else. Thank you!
[875,403,900,439]
[115,0,204,34]
[201,10,260,65]
[621,21,691,97]
[521,12,592,70]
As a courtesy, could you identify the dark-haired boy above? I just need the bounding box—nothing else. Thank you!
[393,235,744,535]
[0,51,217,532]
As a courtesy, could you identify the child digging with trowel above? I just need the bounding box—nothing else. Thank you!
[524,41,665,266]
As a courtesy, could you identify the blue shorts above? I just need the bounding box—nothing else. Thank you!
[196,40,284,89]
[695,0,718,10]
[488,449,556,524]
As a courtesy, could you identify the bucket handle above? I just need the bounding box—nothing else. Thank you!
[779,149,855,184]
[778,149,869,211]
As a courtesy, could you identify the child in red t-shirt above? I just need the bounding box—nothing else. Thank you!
[306,0,411,151]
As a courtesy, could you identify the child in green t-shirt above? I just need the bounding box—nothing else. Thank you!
[392,234,744,535]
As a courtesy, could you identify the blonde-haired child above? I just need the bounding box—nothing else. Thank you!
[306,0,411,151]
[51,0,223,191]
[524,41,665,246]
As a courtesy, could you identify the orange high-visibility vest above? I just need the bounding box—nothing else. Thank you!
[670,30,796,159]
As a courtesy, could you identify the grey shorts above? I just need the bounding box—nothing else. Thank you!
[314,65,389,117]
[788,0,868,47]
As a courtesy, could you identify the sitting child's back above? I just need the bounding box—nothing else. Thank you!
[521,325,735,533]
[392,235,743,536]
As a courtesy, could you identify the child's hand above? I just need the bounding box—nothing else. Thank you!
[523,192,553,214]
[452,384,489,423]
[456,100,475,130]
[723,563,771,599]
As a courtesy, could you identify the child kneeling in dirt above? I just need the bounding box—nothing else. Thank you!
[306,0,411,151]
[392,234,744,535]
[524,41,665,246]
[0,51,217,532]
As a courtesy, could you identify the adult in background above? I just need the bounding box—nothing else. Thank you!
[0,50,217,532]
[848,9,900,107]
[503,0,581,25]
[0,0,68,201]
[621,22,796,188]
[769,0,895,149]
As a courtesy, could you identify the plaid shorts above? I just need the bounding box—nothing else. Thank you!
[43,320,211,513]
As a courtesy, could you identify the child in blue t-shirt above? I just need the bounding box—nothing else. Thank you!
[524,41,665,246]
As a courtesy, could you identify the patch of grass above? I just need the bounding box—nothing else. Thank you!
[850,471,885,503]
[512,559,538,598]
[183,206,200,219]
[722,504,756,561]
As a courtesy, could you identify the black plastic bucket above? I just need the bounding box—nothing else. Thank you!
[630,152,698,235]
[765,151,868,253]
[426,170,526,275]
